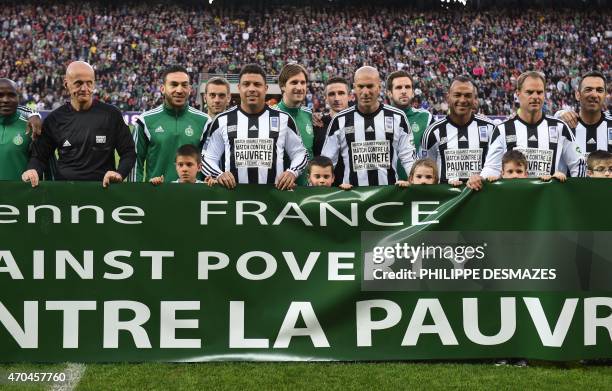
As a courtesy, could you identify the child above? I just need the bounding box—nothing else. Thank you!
[586,150,612,178]
[490,150,566,182]
[308,156,335,187]
[150,144,205,185]
[396,158,439,187]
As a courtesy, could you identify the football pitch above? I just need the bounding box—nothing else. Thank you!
[1,362,611,390]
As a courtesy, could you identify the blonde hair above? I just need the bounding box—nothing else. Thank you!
[409,158,439,183]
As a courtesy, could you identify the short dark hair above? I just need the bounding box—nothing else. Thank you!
[386,71,413,91]
[502,150,528,170]
[579,70,607,91]
[205,77,230,94]
[176,144,200,161]
[278,64,308,89]
[325,77,350,94]
[587,150,612,169]
[308,156,333,171]
[239,64,266,83]
[162,65,190,84]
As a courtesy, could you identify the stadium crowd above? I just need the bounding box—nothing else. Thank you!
[0,1,609,115]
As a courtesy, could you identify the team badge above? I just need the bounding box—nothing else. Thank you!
[185,125,194,137]
[548,126,558,143]
[478,126,488,142]
[608,128,612,145]
[270,117,279,132]
[505,134,517,143]
[412,123,420,133]
[13,134,23,146]
[96,135,106,144]
[384,117,394,132]
[306,123,313,135]
[227,125,237,133]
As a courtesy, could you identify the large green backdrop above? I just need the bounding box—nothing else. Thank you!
[0,180,610,362]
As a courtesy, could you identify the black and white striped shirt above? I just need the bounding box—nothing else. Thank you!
[481,115,586,178]
[421,114,496,182]
[571,113,612,157]
[321,104,416,186]
[202,105,308,184]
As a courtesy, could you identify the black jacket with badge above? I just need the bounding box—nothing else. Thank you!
[28,101,136,180]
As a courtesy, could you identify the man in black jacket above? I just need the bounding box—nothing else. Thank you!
[22,61,135,187]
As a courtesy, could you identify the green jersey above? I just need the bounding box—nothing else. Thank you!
[397,107,433,180]
[275,101,313,186]
[0,111,31,180]
[132,103,210,182]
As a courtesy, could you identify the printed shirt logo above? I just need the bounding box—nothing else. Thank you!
[96,135,106,144]
[249,125,258,131]
[62,140,72,147]
[384,117,394,132]
[459,135,468,142]
[155,126,164,133]
[350,140,391,171]
[184,125,194,137]
[270,117,279,131]
[587,138,596,145]
[478,126,488,142]
[234,138,273,169]
[548,126,558,143]
[305,123,313,135]
[227,125,237,133]
[505,134,517,143]
[528,135,538,142]
[365,126,375,133]
[412,123,420,133]
[12,134,23,146]
[608,128,612,144]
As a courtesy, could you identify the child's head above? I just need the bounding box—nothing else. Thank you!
[175,144,201,183]
[408,158,438,185]
[502,150,528,179]
[587,150,612,178]
[308,156,334,187]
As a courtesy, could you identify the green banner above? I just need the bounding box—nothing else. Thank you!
[0,180,610,362]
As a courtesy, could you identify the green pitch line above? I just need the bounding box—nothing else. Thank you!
[4,362,609,391]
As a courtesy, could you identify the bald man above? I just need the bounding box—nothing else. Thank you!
[23,61,135,187]
[321,66,417,187]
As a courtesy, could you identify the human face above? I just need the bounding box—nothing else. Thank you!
[388,76,414,109]
[238,73,268,113]
[308,165,334,187]
[205,83,230,116]
[162,72,191,108]
[577,76,606,114]
[517,77,545,116]
[447,81,474,120]
[65,64,95,108]
[587,160,612,178]
[0,81,18,116]
[502,161,528,179]
[175,155,200,183]
[325,83,349,114]
[409,166,436,184]
[282,72,307,107]
[354,71,381,113]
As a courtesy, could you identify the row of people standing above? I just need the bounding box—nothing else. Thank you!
[2,61,610,188]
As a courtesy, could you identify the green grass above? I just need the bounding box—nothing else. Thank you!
[1,362,611,391]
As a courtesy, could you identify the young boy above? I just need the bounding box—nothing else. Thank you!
[488,150,566,182]
[586,150,612,178]
[307,156,335,187]
[396,158,439,186]
[150,144,205,185]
